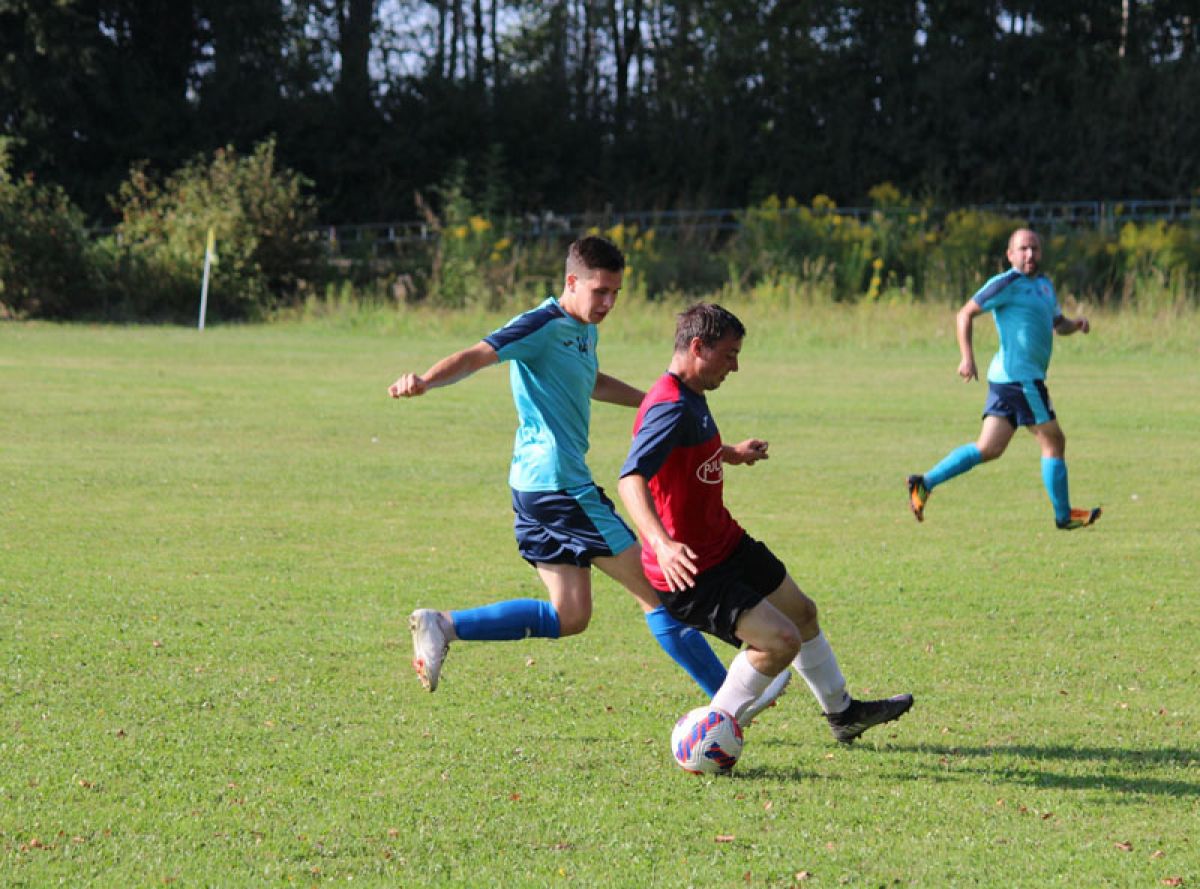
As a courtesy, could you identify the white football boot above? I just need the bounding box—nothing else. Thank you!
[409,609,450,692]
[740,668,792,726]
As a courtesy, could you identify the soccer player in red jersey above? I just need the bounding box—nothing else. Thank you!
[618,303,913,743]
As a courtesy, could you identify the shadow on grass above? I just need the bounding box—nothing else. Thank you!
[733,765,821,782]
[883,743,1200,798]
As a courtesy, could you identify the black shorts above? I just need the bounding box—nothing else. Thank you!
[658,534,788,648]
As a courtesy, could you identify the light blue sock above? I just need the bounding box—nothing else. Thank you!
[451,599,561,641]
[645,606,726,697]
[1042,456,1071,523]
[925,443,983,489]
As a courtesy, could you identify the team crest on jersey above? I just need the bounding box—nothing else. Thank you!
[561,335,590,354]
[696,447,724,485]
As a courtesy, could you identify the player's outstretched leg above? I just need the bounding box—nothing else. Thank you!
[409,608,451,692]
[825,693,915,744]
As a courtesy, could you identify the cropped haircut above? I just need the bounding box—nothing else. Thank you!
[565,236,625,278]
[674,303,746,352]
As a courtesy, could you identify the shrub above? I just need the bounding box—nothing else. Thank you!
[101,139,320,321]
[0,146,98,318]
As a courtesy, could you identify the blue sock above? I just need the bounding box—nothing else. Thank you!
[925,443,983,489]
[644,606,726,697]
[451,599,561,641]
[1042,456,1071,523]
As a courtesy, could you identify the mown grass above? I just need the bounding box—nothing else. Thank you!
[1,302,1197,887]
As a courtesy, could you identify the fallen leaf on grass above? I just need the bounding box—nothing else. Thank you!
[1151,850,1165,859]
[715,835,735,843]
[1161,878,1183,887]
[795,871,812,881]
[509,793,521,802]
[1114,841,1133,852]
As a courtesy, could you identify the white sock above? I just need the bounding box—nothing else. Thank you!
[793,631,850,714]
[710,651,775,725]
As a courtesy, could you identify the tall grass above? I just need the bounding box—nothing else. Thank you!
[276,275,1200,356]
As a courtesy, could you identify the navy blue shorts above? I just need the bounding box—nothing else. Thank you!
[982,380,1056,428]
[511,483,637,568]
[658,534,788,648]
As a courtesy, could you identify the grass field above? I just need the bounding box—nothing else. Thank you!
[2,302,1197,887]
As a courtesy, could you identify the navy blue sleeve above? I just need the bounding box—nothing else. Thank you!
[972,269,1020,310]
[484,305,558,363]
[620,401,684,481]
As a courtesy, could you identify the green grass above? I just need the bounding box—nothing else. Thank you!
[1,305,1197,887]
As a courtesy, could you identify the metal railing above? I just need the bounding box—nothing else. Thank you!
[318,198,1198,258]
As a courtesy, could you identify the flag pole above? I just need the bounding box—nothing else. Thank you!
[198,227,215,330]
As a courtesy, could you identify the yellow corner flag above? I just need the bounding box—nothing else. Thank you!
[199,228,216,330]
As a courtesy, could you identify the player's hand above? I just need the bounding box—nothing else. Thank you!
[652,537,699,592]
[957,358,978,382]
[389,374,427,398]
[729,439,769,465]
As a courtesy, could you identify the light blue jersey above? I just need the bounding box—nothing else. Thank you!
[484,297,598,492]
[972,268,1063,383]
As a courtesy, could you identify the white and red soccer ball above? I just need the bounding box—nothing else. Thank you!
[671,706,744,774]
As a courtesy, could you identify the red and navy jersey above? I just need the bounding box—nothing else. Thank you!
[620,372,743,590]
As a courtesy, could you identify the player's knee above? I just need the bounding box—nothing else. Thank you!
[557,609,591,637]
[977,441,1005,461]
[766,623,802,663]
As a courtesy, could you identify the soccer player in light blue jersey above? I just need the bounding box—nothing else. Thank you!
[907,228,1101,530]
[389,237,788,716]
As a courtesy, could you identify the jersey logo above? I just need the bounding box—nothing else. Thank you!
[561,336,590,354]
[696,447,724,485]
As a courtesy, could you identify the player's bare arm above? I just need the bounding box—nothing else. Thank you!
[592,372,644,408]
[388,341,498,398]
[955,299,983,381]
[1054,315,1090,335]
[722,439,769,466]
[617,472,699,591]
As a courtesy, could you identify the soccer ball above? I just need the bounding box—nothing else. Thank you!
[670,706,744,774]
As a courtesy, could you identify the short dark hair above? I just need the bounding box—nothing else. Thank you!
[566,236,625,277]
[674,303,746,352]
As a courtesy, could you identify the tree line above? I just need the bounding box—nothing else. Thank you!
[2,1,1198,227]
